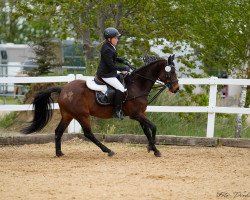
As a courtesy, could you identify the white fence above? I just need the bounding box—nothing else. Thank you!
[0,74,250,137]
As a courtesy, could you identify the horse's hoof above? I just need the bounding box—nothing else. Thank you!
[154,151,162,157]
[147,145,151,153]
[56,152,64,157]
[108,151,115,157]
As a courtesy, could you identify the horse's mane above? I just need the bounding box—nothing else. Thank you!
[142,55,166,65]
[130,56,166,75]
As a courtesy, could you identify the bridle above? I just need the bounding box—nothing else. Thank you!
[125,64,178,104]
[135,64,178,88]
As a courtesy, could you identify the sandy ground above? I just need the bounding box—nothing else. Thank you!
[0,139,249,200]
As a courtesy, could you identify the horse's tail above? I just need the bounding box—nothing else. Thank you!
[21,87,62,134]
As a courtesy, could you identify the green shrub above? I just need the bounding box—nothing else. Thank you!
[0,112,17,128]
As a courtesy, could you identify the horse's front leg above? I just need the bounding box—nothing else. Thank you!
[137,115,161,157]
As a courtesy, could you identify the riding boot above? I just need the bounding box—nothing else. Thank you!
[113,90,125,120]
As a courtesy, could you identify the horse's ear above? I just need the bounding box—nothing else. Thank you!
[168,54,175,65]
[168,55,171,64]
[172,54,175,61]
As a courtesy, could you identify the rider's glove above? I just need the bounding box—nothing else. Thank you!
[124,61,130,66]
[124,65,130,72]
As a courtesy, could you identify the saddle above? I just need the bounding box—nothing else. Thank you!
[86,74,126,105]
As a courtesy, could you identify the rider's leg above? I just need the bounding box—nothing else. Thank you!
[102,77,126,119]
[113,89,125,119]
[102,77,126,92]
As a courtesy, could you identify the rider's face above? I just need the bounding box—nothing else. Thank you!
[110,37,119,46]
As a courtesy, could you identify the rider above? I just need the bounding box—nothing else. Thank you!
[96,27,130,120]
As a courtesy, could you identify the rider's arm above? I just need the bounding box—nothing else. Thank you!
[102,49,128,71]
[116,57,125,63]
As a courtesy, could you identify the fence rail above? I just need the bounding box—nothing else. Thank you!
[0,74,250,137]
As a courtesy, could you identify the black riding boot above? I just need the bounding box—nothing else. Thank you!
[113,90,125,120]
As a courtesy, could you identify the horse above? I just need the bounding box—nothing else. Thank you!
[21,55,179,157]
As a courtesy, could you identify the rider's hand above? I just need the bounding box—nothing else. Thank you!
[124,65,130,72]
[121,65,130,74]
[124,61,130,66]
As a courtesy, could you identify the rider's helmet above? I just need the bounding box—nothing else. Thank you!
[103,27,121,39]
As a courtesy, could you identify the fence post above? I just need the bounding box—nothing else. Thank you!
[206,77,218,137]
[68,120,82,133]
[66,74,82,134]
[69,120,82,133]
[71,74,86,133]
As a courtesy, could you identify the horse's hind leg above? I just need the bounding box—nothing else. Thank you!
[78,116,115,157]
[55,117,72,157]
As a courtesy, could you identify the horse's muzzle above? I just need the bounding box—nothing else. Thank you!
[173,87,179,93]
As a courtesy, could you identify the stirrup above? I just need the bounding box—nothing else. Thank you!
[113,110,124,120]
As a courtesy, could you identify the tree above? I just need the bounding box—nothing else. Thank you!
[6,0,249,72]
[30,37,62,76]
[15,1,177,72]
[0,0,26,43]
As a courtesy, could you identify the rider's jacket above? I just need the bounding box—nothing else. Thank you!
[96,41,127,78]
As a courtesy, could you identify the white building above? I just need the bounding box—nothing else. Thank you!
[0,44,35,93]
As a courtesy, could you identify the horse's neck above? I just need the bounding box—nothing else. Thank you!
[127,62,162,93]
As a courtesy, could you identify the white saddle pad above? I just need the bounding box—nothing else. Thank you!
[86,77,107,94]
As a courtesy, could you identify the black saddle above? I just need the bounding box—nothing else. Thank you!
[94,74,126,106]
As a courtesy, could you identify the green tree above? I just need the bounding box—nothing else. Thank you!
[30,37,62,76]
[0,0,26,43]
[3,0,248,74]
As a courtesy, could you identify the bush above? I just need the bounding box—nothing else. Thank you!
[0,112,17,128]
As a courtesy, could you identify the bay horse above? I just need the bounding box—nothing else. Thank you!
[21,55,179,157]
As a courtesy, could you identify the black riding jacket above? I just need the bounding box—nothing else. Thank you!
[96,41,127,78]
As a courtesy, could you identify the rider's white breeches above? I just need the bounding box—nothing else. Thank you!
[102,77,126,92]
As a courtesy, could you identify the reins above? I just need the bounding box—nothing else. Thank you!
[124,81,169,104]
[148,83,169,104]
[148,79,178,104]
[125,72,171,104]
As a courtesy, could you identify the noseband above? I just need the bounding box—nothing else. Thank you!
[164,65,178,89]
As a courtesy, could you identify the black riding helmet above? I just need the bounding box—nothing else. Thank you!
[103,27,121,39]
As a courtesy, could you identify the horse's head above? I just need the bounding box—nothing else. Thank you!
[158,55,179,93]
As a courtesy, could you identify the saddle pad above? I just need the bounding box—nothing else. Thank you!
[86,77,107,94]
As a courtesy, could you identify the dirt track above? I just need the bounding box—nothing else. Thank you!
[0,139,249,200]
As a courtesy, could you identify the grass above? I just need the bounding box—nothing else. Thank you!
[0,96,23,104]
[0,97,21,129]
[0,112,17,128]
[92,91,250,138]
[92,113,250,138]
[214,114,250,138]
